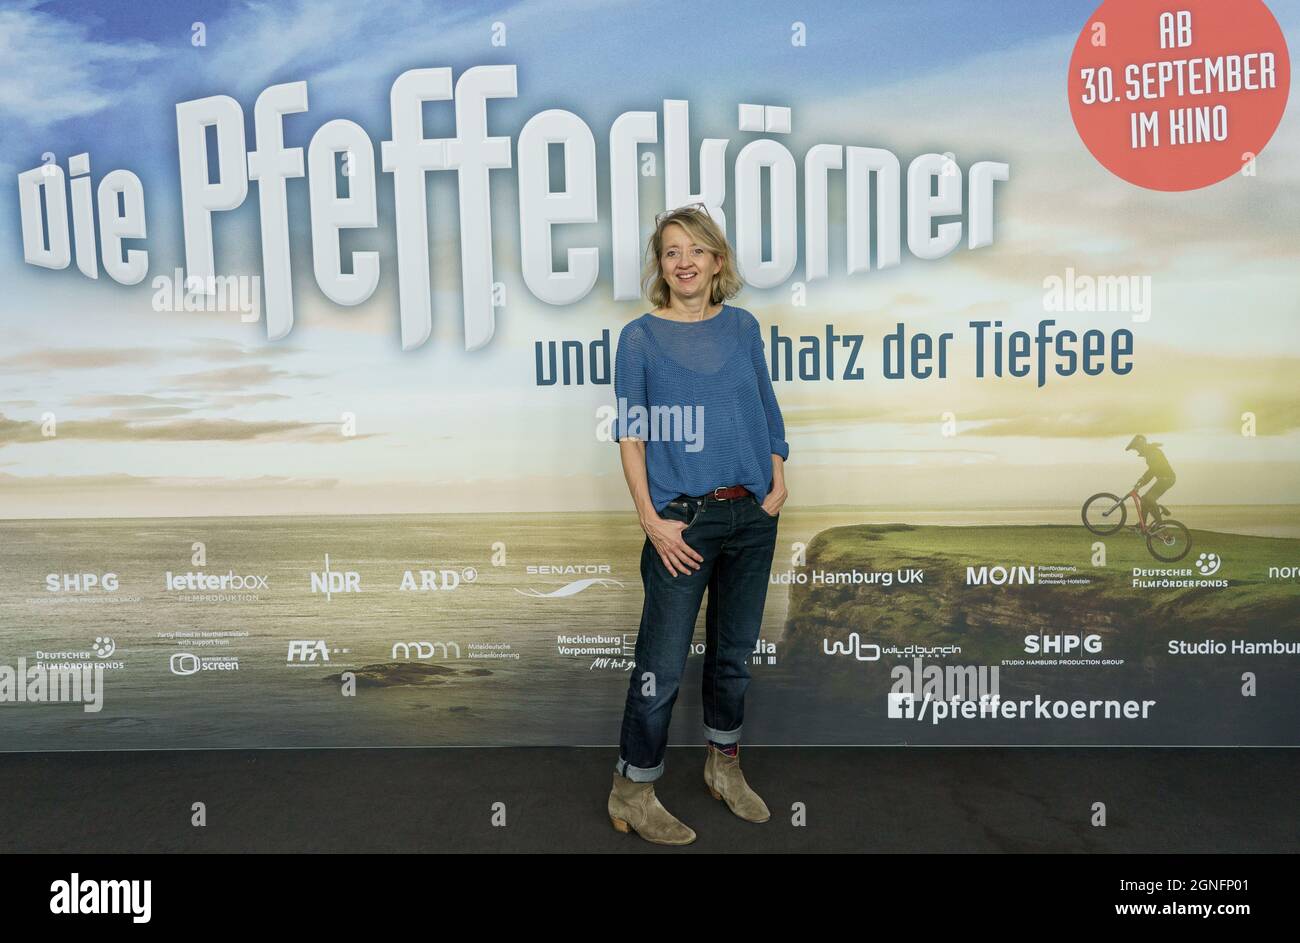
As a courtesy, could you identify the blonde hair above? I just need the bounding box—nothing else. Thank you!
[640,205,743,310]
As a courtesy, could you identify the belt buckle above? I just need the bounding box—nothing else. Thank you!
[712,485,731,500]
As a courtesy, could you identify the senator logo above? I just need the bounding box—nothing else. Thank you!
[966,565,1035,585]
[309,554,361,600]
[516,564,622,598]
[398,568,477,591]
[45,573,119,592]
[392,641,462,660]
[287,640,350,665]
[524,564,612,576]
[516,578,624,598]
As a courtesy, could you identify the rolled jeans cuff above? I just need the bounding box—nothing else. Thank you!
[615,756,663,783]
[703,722,742,746]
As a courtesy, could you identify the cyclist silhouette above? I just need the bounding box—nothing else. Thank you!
[1126,434,1175,526]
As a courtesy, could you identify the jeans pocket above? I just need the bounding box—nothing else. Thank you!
[753,496,779,520]
[662,498,702,532]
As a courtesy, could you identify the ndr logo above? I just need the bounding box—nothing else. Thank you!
[966,565,1035,585]
[309,554,360,600]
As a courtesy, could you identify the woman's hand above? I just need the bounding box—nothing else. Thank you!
[642,514,704,577]
[762,454,787,517]
[760,482,787,518]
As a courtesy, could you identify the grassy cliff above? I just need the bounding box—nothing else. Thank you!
[782,523,1299,666]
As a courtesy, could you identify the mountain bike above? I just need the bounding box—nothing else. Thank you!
[1081,489,1191,562]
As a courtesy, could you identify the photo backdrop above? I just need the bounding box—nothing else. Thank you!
[1,0,1296,750]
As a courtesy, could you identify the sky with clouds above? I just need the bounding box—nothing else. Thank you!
[1,0,1297,517]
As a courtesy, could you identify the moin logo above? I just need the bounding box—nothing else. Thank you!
[966,565,1035,585]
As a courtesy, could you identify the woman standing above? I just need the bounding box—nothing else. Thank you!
[607,203,789,845]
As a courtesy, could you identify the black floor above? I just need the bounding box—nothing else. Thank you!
[2,747,1296,853]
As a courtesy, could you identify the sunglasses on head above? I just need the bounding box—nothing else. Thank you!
[654,201,710,225]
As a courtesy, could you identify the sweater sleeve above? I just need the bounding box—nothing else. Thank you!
[748,315,789,460]
[613,323,646,442]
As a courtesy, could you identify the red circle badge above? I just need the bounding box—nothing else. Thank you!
[1068,0,1290,191]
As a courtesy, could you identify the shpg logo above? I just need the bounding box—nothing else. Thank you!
[287,640,350,666]
[45,572,119,592]
[1024,634,1103,655]
[49,873,151,924]
[309,554,361,600]
[1195,552,1221,576]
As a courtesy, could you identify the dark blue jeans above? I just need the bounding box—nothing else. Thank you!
[616,492,779,782]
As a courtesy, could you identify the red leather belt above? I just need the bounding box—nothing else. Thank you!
[705,485,751,500]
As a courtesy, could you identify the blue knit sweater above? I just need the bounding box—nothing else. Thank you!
[613,303,789,512]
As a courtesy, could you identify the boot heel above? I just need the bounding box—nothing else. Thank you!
[610,815,631,833]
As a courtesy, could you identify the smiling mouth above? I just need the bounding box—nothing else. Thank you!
[677,272,698,282]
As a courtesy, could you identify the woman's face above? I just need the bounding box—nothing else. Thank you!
[659,222,721,302]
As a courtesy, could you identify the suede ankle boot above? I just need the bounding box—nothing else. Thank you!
[704,744,770,823]
[608,772,696,845]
